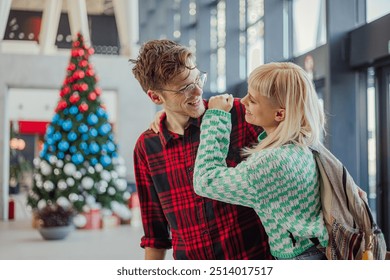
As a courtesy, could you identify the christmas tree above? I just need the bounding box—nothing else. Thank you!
[27,33,131,222]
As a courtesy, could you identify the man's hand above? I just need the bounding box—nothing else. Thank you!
[208,93,234,112]
[149,109,164,133]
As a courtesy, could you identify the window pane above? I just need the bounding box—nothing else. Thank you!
[367,68,377,218]
[292,0,326,56]
[366,0,390,23]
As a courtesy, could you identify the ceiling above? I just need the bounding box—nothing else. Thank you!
[11,0,114,15]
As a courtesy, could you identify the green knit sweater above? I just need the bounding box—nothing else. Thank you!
[194,109,328,259]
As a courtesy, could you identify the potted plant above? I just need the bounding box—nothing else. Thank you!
[37,203,75,240]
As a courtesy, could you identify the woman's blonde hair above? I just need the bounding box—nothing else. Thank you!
[246,62,325,153]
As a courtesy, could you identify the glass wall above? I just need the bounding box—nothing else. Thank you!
[367,67,377,216]
[366,0,390,23]
[292,0,326,56]
[246,0,264,73]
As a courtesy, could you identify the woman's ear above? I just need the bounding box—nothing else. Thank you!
[275,109,285,122]
[147,90,164,105]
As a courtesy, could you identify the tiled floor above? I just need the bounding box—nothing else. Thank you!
[1,194,174,260]
[0,218,146,260]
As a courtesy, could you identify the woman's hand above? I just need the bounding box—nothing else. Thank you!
[149,109,164,133]
[208,94,234,112]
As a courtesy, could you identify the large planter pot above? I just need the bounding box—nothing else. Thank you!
[38,225,74,240]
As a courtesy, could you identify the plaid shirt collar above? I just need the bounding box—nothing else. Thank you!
[158,100,206,147]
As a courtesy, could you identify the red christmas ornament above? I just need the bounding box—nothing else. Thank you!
[88,92,97,101]
[88,48,95,55]
[86,69,95,76]
[56,100,68,111]
[79,60,88,68]
[69,93,80,104]
[79,103,89,112]
[67,63,76,71]
[61,87,70,96]
[79,83,88,92]
[72,70,85,80]
[72,84,79,91]
[78,49,85,56]
[73,41,80,48]
[95,88,102,96]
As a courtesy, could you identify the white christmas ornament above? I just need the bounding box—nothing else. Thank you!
[68,193,79,202]
[107,187,116,195]
[110,170,118,179]
[33,158,41,168]
[66,177,75,187]
[40,161,52,176]
[73,171,82,179]
[58,180,68,190]
[95,164,103,172]
[86,195,96,206]
[63,163,76,176]
[73,214,87,228]
[81,177,94,190]
[116,165,126,177]
[100,170,111,181]
[123,191,131,200]
[43,181,54,191]
[56,160,64,168]
[49,155,58,164]
[37,199,47,210]
[115,179,127,191]
[56,197,71,208]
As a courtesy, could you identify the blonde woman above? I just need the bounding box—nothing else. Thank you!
[194,62,328,260]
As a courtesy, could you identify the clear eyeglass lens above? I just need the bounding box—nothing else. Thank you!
[180,72,207,95]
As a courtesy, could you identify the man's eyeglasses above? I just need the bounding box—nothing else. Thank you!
[153,71,207,96]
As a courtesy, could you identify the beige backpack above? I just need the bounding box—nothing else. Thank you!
[312,145,387,260]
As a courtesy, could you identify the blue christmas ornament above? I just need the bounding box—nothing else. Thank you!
[79,142,88,150]
[46,137,54,145]
[71,153,84,164]
[57,152,65,159]
[52,115,59,123]
[67,131,77,142]
[69,106,79,115]
[112,152,118,158]
[53,132,62,141]
[87,113,98,125]
[78,123,88,134]
[81,134,89,141]
[98,123,111,135]
[58,140,69,151]
[90,157,98,166]
[106,141,115,152]
[96,107,105,117]
[46,125,54,135]
[89,128,98,137]
[62,119,73,131]
[63,108,69,115]
[69,146,77,154]
[89,142,100,154]
[76,114,83,122]
[100,155,112,167]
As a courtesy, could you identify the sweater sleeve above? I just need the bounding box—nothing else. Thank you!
[194,109,258,209]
